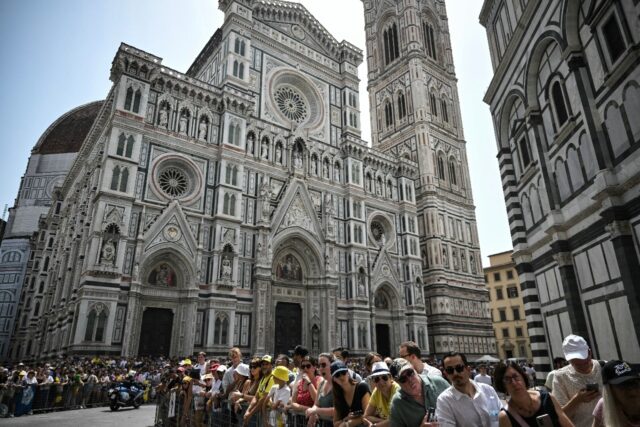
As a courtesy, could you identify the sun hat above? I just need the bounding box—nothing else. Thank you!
[216,365,227,373]
[368,361,391,377]
[562,335,589,361]
[235,363,250,377]
[272,366,290,382]
[330,361,349,377]
[202,373,214,380]
[602,360,640,385]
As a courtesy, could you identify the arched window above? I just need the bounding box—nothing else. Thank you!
[33,302,40,317]
[225,164,232,184]
[448,160,457,186]
[397,92,407,120]
[383,23,400,65]
[232,166,238,186]
[125,136,134,158]
[223,193,230,215]
[84,305,108,342]
[2,251,21,263]
[602,14,626,63]
[234,38,241,54]
[384,100,394,127]
[38,281,45,294]
[110,166,121,191]
[551,81,569,127]
[133,90,141,113]
[430,93,438,117]
[238,63,245,80]
[423,21,437,60]
[437,155,446,180]
[228,122,236,144]
[233,60,239,77]
[42,257,49,271]
[119,168,128,192]
[117,133,126,156]
[440,99,449,122]
[124,87,134,111]
[229,194,236,216]
[214,314,229,345]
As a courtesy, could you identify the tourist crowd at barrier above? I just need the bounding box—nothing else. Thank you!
[3,335,640,426]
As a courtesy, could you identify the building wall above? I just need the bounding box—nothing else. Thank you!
[480,0,640,375]
[484,251,532,361]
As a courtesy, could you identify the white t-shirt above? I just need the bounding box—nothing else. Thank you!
[552,360,602,427]
[267,384,291,426]
[474,373,493,386]
[421,363,443,377]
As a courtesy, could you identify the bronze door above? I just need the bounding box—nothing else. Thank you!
[274,302,302,356]
[376,324,391,357]
[139,308,173,357]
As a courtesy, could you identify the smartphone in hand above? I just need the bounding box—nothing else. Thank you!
[585,383,599,392]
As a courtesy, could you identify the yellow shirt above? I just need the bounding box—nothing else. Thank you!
[257,374,275,400]
[368,382,400,419]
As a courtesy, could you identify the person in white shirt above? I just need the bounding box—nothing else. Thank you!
[222,347,242,395]
[266,366,292,427]
[436,352,503,426]
[194,351,209,377]
[474,365,493,387]
[398,341,443,378]
[552,334,601,427]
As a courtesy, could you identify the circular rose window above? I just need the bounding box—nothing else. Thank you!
[150,154,203,203]
[159,167,188,197]
[275,86,308,123]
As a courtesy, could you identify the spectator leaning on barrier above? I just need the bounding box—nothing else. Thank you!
[388,357,448,427]
[306,352,335,427]
[244,355,275,425]
[364,361,400,427]
[331,360,370,427]
[592,360,640,427]
[266,366,291,427]
[436,352,503,427]
[552,335,602,427]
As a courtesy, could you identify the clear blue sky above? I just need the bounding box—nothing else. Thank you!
[0,0,511,265]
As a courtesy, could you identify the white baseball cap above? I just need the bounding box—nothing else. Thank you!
[562,334,589,361]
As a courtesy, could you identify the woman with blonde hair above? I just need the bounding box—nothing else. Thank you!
[592,360,640,427]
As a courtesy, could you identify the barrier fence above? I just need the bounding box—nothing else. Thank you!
[0,382,155,417]
[154,393,334,427]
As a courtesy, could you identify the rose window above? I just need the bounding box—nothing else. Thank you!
[159,167,189,198]
[370,221,385,241]
[274,86,308,123]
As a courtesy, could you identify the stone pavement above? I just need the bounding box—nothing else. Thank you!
[1,404,156,426]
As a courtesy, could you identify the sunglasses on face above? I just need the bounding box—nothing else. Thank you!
[301,364,313,369]
[444,364,466,375]
[398,369,415,384]
[373,375,389,383]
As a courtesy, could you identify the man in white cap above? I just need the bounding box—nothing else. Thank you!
[552,334,602,427]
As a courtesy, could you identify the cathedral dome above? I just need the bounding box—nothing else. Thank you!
[32,100,104,155]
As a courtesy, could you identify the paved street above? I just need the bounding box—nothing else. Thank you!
[0,404,156,426]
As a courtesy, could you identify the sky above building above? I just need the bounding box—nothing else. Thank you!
[0,0,510,265]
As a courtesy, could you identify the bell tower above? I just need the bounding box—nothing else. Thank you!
[362,0,495,357]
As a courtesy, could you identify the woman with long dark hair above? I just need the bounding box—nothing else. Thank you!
[495,361,573,427]
[306,353,335,427]
[331,361,370,427]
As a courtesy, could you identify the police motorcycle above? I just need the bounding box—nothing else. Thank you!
[109,371,144,411]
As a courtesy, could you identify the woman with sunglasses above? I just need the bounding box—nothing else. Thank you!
[306,353,335,427]
[233,358,262,425]
[494,361,573,427]
[592,360,640,427]
[288,356,322,414]
[331,360,370,427]
[364,362,400,427]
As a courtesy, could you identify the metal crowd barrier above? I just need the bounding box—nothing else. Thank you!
[154,394,329,427]
[0,382,154,417]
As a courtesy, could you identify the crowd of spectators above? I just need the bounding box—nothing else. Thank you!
[2,333,639,426]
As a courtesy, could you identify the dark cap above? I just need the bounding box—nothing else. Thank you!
[330,361,348,377]
[602,360,640,385]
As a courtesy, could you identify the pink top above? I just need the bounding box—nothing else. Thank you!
[295,376,322,407]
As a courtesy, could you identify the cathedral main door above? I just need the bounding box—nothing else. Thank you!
[376,324,391,357]
[274,302,302,356]
[138,308,173,357]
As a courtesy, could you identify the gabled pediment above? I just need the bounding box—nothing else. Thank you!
[370,248,401,291]
[142,201,198,258]
[271,178,323,241]
[253,2,344,60]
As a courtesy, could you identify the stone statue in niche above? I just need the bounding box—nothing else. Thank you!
[323,161,329,179]
[158,107,168,127]
[376,181,382,196]
[334,166,341,182]
[415,285,424,304]
[101,239,116,265]
[470,254,477,274]
[179,116,188,134]
[357,274,366,296]
[312,326,320,350]
[149,263,176,287]
[275,145,282,164]
[442,247,449,268]
[312,158,318,175]
[261,139,269,159]
[221,257,232,279]
[259,181,272,219]
[324,194,334,216]
[461,251,467,272]
[386,180,392,198]
[452,248,459,270]
[247,134,254,154]
[294,149,303,169]
[198,120,207,141]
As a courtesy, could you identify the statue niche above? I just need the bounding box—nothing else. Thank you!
[275,253,302,281]
[148,263,177,287]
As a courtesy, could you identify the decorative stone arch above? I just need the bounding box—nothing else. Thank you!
[562,0,582,52]
[140,249,196,290]
[271,231,323,279]
[498,90,528,149]
[525,31,568,110]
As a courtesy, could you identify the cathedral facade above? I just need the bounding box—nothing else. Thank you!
[480,0,640,370]
[7,0,492,361]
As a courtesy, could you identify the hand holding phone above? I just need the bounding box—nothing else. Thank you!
[585,383,599,392]
[536,414,553,427]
